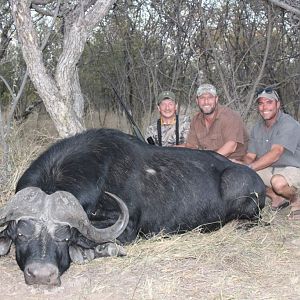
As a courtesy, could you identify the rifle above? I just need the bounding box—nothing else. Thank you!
[111,87,146,143]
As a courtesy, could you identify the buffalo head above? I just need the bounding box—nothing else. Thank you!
[0,187,129,286]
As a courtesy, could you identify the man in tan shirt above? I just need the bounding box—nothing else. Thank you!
[185,84,248,160]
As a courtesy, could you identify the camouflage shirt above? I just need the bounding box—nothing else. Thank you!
[145,115,191,147]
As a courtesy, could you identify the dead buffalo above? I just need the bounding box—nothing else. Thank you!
[0,128,265,285]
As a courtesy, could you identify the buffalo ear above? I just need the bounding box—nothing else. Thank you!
[0,225,12,255]
[0,237,12,256]
[69,245,95,264]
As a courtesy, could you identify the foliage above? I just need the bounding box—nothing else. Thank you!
[78,0,300,129]
[1,0,300,131]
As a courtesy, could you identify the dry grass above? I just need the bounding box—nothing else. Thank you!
[1,115,300,299]
[0,109,129,201]
[0,118,57,202]
[1,213,300,300]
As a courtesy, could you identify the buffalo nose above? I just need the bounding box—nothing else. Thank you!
[24,262,60,286]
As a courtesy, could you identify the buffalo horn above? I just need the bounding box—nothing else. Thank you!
[0,187,129,243]
[51,190,129,243]
[0,187,47,225]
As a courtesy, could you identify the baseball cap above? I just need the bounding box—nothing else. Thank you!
[157,91,176,104]
[255,87,279,101]
[196,84,217,97]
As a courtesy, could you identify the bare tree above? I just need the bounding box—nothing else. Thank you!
[3,0,300,137]
[9,0,117,137]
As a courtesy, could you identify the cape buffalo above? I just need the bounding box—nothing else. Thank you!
[0,128,265,285]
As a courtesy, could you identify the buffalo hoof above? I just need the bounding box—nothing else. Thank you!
[95,242,126,257]
[69,242,126,264]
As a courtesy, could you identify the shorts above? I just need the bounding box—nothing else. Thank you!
[256,166,300,189]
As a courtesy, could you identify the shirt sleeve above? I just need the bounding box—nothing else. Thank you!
[145,123,157,144]
[180,115,191,143]
[272,121,300,154]
[247,126,257,154]
[144,126,152,140]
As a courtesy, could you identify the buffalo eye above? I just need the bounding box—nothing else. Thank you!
[16,233,28,242]
[16,220,36,241]
[53,225,71,242]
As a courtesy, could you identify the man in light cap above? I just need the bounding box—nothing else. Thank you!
[185,83,248,160]
[240,87,300,219]
[145,91,190,147]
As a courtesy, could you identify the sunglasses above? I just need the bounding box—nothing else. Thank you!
[255,87,279,98]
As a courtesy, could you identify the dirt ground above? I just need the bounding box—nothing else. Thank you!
[0,204,300,300]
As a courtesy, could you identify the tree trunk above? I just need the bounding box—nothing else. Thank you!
[10,0,116,137]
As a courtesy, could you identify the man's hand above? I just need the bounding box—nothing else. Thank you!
[230,158,245,165]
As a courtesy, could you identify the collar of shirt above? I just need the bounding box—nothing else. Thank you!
[161,117,176,125]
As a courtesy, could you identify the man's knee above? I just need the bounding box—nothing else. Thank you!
[270,174,289,193]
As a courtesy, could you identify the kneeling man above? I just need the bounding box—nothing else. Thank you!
[241,88,300,219]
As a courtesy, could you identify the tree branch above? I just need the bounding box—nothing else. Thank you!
[31,4,58,17]
[55,0,117,106]
[31,0,55,5]
[244,6,273,117]
[0,19,14,60]
[199,6,231,103]
[3,0,62,139]
[267,0,300,17]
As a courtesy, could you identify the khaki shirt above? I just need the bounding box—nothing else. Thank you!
[186,105,248,160]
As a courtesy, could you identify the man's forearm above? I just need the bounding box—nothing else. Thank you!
[184,143,198,149]
[249,145,284,171]
[217,141,237,157]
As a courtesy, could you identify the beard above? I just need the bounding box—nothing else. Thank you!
[199,105,216,115]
